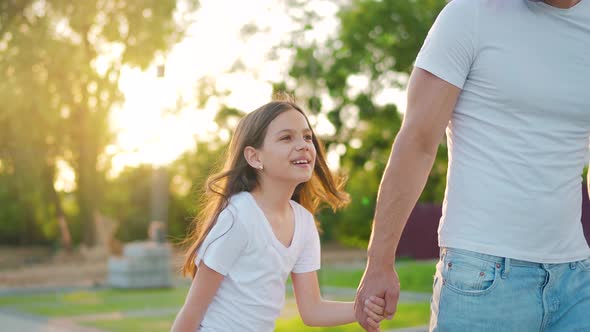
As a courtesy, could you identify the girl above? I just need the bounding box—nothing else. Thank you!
[171,97,385,332]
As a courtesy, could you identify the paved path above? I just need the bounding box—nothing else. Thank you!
[0,309,105,332]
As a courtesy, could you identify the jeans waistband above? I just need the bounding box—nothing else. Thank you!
[441,247,546,268]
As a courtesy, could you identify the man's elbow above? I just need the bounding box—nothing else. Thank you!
[395,126,442,158]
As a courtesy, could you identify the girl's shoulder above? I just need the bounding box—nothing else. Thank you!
[211,192,254,237]
[221,191,259,223]
[227,191,250,209]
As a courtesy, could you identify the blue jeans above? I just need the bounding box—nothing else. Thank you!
[430,247,590,331]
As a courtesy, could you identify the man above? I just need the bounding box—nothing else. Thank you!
[355,0,590,331]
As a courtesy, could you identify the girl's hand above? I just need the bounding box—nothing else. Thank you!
[363,296,386,330]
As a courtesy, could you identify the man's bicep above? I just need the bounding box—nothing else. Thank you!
[402,67,462,151]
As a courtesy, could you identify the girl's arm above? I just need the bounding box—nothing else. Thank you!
[171,262,224,332]
[291,271,382,330]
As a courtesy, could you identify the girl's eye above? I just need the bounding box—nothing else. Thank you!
[304,135,313,141]
[280,135,291,141]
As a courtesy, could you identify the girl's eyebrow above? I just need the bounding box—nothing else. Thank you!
[273,128,312,136]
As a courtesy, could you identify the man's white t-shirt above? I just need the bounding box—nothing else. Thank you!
[415,0,590,263]
[195,191,320,332]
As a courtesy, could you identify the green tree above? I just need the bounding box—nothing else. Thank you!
[0,0,198,246]
[283,0,447,246]
[167,139,228,242]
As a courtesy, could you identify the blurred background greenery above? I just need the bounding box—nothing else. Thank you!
[0,1,453,330]
[0,0,448,251]
[0,261,436,331]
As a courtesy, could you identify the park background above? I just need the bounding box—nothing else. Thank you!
[2,0,590,331]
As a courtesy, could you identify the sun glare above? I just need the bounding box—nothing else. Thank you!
[108,0,299,175]
[106,0,405,179]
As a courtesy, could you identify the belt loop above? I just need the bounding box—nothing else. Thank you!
[502,257,511,279]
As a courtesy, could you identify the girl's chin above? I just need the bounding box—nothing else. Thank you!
[291,175,312,182]
[287,175,313,186]
[264,171,313,185]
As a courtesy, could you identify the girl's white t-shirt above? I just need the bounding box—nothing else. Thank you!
[195,191,321,332]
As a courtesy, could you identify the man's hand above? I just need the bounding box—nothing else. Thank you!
[355,263,400,331]
[364,296,386,331]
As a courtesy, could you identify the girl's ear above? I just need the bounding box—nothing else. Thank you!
[244,146,263,170]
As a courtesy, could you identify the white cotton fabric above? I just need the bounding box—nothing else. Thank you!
[415,0,590,263]
[195,191,320,331]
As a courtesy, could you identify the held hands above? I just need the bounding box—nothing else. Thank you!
[355,264,400,331]
[363,296,386,331]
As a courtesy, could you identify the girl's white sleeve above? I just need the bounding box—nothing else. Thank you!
[292,211,321,274]
[195,209,248,276]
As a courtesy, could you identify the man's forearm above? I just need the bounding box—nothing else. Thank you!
[367,128,440,267]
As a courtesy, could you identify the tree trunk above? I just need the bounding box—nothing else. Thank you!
[75,27,100,248]
[78,151,97,247]
[44,163,72,251]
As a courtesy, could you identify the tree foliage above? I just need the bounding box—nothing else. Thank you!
[1,0,452,248]
[285,0,447,246]
[0,0,198,246]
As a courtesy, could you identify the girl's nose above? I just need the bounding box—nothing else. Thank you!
[296,140,309,151]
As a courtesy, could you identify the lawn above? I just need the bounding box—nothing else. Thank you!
[86,314,179,332]
[316,261,436,293]
[274,303,430,331]
[84,303,431,332]
[0,261,435,331]
[0,287,187,316]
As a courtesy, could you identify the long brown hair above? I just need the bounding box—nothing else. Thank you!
[181,96,349,277]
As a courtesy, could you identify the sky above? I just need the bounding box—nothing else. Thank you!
[56,0,345,191]
[92,0,405,180]
[107,0,312,173]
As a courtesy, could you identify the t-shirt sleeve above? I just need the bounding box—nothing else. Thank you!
[414,0,480,89]
[292,211,321,274]
[195,208,248,276]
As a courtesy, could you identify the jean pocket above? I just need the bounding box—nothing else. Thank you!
[577,257,590,271]
[441,250,500,296]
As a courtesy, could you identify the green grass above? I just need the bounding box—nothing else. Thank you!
[0,261,435,331]
[316,261,436,293]
[82,303,431,332]
[83,314,178,332]
[275,303,430,331]
[0,288,187,317]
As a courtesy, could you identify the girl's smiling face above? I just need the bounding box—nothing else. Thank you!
[252,109,317,185]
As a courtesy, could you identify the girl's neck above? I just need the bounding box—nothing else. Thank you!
[250,182,295,214]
